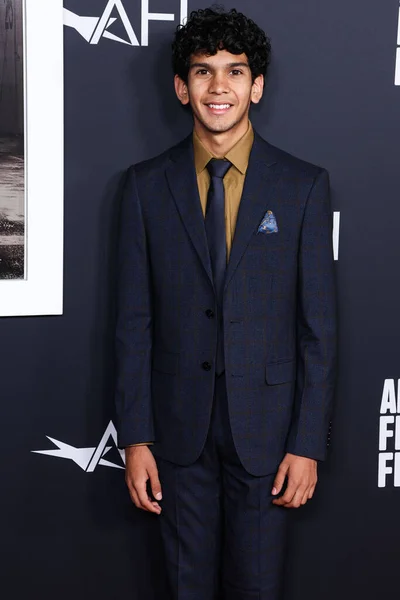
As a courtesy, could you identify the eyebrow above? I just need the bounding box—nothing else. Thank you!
[190,61,250,70]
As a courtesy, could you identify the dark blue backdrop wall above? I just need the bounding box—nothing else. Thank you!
[2,1,400,598]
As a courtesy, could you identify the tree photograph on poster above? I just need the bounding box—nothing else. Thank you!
[0,0,24,280]
[0,0,63,316]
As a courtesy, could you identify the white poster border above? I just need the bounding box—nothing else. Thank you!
[0,0,64,317]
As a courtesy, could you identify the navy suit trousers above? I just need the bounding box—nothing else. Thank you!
[153,371,289,600]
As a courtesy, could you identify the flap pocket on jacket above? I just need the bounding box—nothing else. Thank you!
[152,350,179,374]
[265,359,295,385]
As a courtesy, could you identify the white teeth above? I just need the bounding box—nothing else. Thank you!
[208,104,230,109]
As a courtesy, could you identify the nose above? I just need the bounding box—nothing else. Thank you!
[208,71,229,95]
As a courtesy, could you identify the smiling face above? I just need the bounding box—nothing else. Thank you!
[175,50,264,141]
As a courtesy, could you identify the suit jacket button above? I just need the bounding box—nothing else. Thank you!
[205,309,214,318]
[202,361,212,371]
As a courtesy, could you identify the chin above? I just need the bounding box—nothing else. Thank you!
[205,124,235,134]
[200,117,241,135]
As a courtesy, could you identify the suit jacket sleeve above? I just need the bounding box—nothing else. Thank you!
[115,166,155,447]
[285,168,338,461]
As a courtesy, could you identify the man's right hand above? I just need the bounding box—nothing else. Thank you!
[125,445,162,514]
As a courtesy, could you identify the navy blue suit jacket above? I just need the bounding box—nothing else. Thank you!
[115,130,337,476]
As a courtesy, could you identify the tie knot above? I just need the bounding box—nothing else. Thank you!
[206,158,232,179]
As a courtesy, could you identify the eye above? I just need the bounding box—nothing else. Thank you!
[230,69,243,76]
[195,69,209,75]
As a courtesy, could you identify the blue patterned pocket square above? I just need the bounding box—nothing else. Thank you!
[257,210,278,234]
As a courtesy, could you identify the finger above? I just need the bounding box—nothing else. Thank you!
[272,482,297,506]
[308,484,316,500]
[148,466,163,501]
[272,464,289,496]
[136,480,161,513]
[147,493,161,511]
[300,489,310,506]
[127,482,141,508]
[125,475,139,505]
[285,489,304,509]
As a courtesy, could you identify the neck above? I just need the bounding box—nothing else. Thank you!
[193,117,249,158]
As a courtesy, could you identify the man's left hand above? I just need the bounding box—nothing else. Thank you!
[271,453,317,508]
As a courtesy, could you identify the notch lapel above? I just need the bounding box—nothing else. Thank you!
[223,133,280,294]
[165,136,215,291]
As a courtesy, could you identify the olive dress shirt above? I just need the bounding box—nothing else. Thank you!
[127,122,255,447]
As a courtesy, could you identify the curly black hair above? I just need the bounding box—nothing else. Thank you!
[172,6,271,83]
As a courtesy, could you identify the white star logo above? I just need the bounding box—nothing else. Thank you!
[63,1,139,46]
[32,421,125,472]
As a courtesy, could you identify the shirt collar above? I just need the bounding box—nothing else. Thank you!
[193,121,254,176]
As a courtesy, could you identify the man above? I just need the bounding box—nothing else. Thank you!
[115,7,337,600]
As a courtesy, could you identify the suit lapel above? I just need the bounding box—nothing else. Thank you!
[165,135,215,291]
[223,133,280,294]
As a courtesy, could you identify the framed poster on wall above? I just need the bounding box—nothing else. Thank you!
[0,0,63,316]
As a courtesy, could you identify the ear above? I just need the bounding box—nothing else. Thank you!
[174,75,190,105]
[251,74,264,105]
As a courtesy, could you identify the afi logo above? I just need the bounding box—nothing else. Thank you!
[396,4,400,85]
[32,421,125,472]
[64,0,188,47]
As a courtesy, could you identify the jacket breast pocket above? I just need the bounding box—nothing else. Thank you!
[152,350,179,375]
[265,359,295,385]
